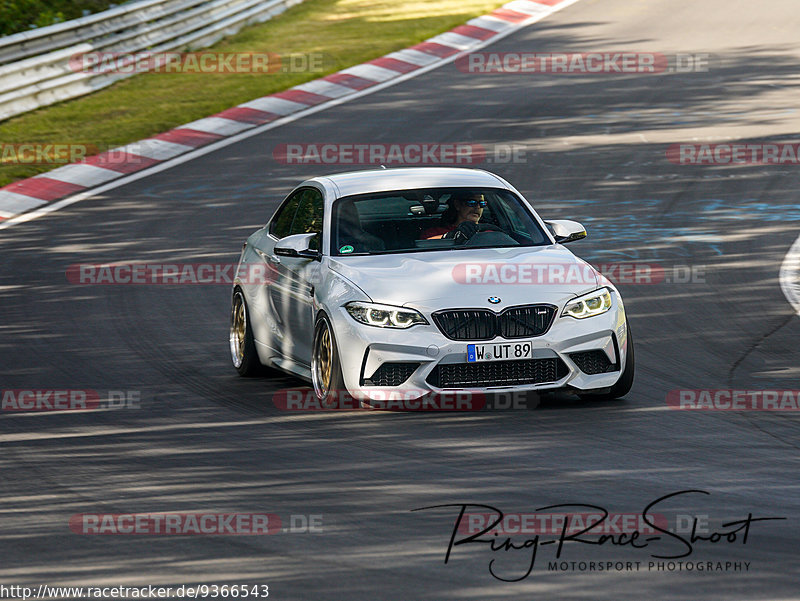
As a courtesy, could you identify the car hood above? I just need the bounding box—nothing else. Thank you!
[327,245,600,311]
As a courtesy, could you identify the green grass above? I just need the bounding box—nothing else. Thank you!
[0,0,505,187]
[0,0,122,36]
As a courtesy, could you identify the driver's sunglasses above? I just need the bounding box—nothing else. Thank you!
[464,198,488,207]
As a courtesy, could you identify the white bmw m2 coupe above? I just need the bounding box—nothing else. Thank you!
[230,168,633,405]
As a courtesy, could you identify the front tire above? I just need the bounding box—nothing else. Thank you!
[578,322,635,401]
[230,289,261,376]
[311,315,346,405]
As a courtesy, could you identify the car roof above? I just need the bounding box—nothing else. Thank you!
[308,167,511,200]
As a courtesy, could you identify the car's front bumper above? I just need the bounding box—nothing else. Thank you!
[328,290,629,402]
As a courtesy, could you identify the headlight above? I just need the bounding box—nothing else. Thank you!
[562,288,613,319]
[345,302,428,329]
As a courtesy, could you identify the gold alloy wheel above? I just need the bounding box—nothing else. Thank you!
[312,320,333,399]
[230,292,246,368]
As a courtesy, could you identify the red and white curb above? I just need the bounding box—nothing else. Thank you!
[0,0,580,228]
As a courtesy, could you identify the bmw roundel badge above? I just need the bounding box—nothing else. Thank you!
[488,296,501,304]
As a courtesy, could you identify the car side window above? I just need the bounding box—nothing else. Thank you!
[289,188,324,250]
[270,190,303,239]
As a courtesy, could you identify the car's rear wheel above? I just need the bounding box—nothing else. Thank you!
[578,322,635,401]
[312,315,346,405]
[230,289,261,376]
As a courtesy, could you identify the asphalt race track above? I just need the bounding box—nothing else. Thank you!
[2,0,800,598]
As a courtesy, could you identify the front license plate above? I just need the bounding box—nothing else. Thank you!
[467,341,534,362]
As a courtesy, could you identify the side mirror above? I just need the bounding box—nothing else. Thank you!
[545,219,587,244]
[274,233,320,259]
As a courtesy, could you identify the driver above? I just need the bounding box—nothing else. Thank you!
[420,191,487,240]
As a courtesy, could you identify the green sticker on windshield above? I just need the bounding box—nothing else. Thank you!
[339,245,354,254]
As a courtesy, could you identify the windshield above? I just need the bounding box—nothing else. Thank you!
[331,187,550,256]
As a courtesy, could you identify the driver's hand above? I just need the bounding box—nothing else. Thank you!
[451,220,479,243]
